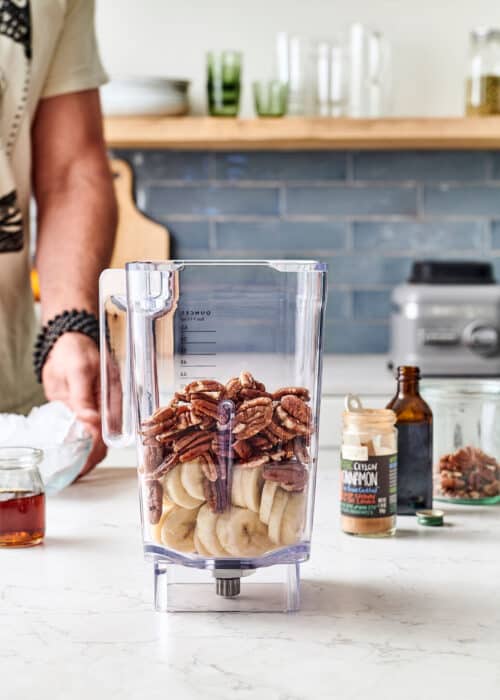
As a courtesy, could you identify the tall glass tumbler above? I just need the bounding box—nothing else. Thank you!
[207,51,242,116]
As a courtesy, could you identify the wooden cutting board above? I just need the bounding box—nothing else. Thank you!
[109,158,170,268]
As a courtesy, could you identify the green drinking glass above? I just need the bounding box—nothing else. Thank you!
[253,80,288,117]
[207,51,242,117]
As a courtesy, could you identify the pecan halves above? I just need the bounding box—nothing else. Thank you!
[223,377,242,400]
[141,406,176,427]
[141,417,176,438]
[239,388,273,400]
[293,437,310,464]
[437,445,500,499]
[172,430,212,462]
[237,454,270,469]
[203,476,228,513]
[143,444,164,473]
[199,453,218,482]
[276,404,312,437]
[184,379,224,394]
[233,397,273,439]
[151,451,179,478]
[272,386,310,401]
[233,439,253,461]
[146,479,163,524]
[191,397,220,420]
[239,370,256,388]
[263,462,308,492]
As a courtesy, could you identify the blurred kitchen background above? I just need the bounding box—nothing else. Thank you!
[94,0,500,354]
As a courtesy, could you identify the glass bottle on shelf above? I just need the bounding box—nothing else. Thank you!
[466,27,500,115]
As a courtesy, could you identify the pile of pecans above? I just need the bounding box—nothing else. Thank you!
[437,445,500,500]
[140,371,313,522]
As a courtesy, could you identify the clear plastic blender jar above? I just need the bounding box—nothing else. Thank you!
[100,260,327,611]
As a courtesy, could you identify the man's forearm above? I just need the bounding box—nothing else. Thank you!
[35,144,117,323]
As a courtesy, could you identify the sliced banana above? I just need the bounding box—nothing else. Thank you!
[216,507,273,557]
[259,480,279,525]
[165,465,204,509]
[242,466,264,512]
[160,505,200,553]
[150,501,175,544]
[231,467,246,508]
[181,460,205,500]
[196,504,230,557]
[194,532,212,557]
[268,488,289,544]
[281,492,306,546]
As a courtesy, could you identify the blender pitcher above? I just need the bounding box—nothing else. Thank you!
[100,260,327,612]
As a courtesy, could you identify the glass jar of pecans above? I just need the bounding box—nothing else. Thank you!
[341,396,397,537]
[421,380,500,505]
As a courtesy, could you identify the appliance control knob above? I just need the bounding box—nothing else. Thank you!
[463,321,500,357]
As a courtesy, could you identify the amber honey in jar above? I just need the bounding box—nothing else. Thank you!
[341,396,397,537]
[0,448,45,547]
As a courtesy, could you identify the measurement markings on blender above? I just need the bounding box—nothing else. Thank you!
[179,310,217,385]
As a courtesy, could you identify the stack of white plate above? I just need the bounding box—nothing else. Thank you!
[101,77,190,116]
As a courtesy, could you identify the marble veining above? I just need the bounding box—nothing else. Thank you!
[1,453,499,700]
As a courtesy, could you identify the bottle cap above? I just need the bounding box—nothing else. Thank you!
[416,509,444,527]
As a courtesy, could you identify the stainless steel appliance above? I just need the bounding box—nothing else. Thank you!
[390,261,500,377]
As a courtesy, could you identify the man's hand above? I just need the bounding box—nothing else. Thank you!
[42,333,106,476]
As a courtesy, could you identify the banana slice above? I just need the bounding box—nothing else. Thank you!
[259,480,279,525]
[150,500,176,544]
[216,507,273,557]
[268,488,289,544]
[159,505,200,553]
[231,467,246,508]
[165,465,204,509]
[281,492,307,546]
[194,532,212,557]
[241,466,264,512]
[196,504,230,557]
[181,460,205,500]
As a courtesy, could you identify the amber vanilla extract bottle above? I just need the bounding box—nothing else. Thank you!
[386,366,433,515]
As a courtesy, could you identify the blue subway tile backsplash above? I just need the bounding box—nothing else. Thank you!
[352,221,487,252]
[285,184,418,217]
[114,148,500,353]
[215,151,347,181]
[352,151,490,181]
[215,220,347,251]
[423,184,500,217]
[147,184,280,217]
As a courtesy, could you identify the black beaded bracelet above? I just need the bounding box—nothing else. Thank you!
[33,309,100,383]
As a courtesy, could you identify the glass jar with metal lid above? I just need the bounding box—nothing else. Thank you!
[466,27,500,115]
[421,380,500,504]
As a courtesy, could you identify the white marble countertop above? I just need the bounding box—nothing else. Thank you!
[2,457,499,700]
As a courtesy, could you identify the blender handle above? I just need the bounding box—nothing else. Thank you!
[99,269,134,448]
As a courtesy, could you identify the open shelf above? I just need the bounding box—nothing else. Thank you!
[104,116,500,150]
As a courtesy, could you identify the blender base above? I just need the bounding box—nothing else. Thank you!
[153,560,301,612]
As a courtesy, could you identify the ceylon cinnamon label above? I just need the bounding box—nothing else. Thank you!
[341,453,397,518]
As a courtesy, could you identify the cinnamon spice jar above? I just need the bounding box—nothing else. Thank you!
[341,397,397,537]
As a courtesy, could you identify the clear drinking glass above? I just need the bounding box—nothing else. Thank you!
[100,260,327,612]
[276,33,314,115]
[207,51,242,116]
[253,80,288,117]
[0,447,45,547]
[348,24,391,117]
[315,40,348,116]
